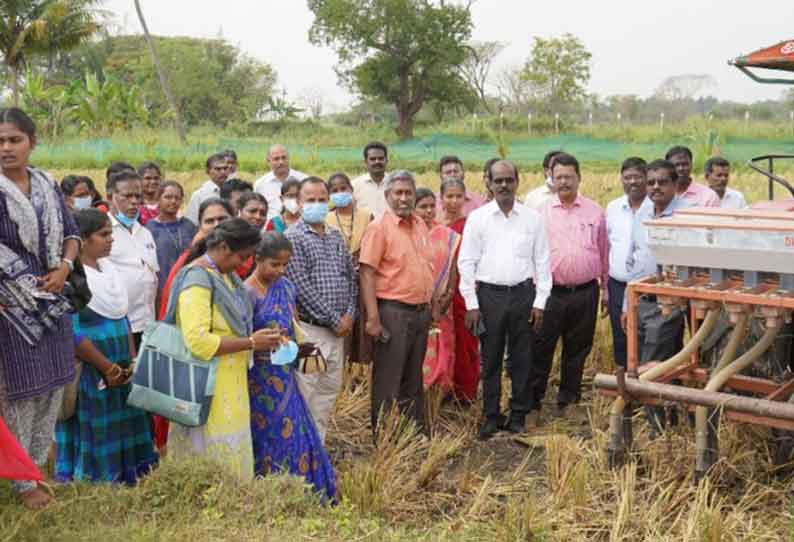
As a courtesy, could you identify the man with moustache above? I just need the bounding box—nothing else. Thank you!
[665,146,720,207]
[434,155,485,217]
[529,153,608,424]
[704,157,746,209]
[620,159,688,437]
[254,144,308,220]
[105,170,159,348]
[458,160,551,439]
[359,170,435,434]
[352,142,389,218]
[605,157,648,368]
[185,153,231,225]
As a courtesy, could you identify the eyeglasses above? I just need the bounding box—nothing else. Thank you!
[646,178,673,187]
[116,192,143,201]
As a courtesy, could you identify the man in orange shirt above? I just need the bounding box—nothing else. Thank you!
[359,170,435,434]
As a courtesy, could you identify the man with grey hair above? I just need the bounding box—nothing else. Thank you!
[359,170,436,434]
[254,143,307,219]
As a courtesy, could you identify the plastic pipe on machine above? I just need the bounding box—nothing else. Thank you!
[607,310,721,464]
[694,319,781,477]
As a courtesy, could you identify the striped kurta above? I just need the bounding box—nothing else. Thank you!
[55,308,158,484]
[0,177,78,400]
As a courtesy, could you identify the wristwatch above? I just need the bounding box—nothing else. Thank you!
[62,258,74,272]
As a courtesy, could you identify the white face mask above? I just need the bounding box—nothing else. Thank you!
[283,197,300,215]
[73,196,93,210]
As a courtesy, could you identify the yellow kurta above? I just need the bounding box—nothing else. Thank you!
[168,276,254,480]
[326,206,372,255]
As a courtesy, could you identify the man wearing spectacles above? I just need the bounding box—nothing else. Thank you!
[107,170,159,349]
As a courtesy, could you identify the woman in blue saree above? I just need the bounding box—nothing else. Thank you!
[244,231,336,502]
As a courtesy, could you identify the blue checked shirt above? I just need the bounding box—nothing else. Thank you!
[285,220,358,328]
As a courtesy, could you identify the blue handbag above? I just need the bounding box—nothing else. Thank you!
[127,271,219,427]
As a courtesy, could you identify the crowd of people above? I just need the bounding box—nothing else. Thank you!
[0,106,750,509]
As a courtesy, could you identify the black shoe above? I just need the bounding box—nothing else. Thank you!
[503,417,526,434]
[478,419,501,440]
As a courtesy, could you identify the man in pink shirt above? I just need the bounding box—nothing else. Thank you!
[529,152,609,424]
[665,146,720,207]
[435,155,485,217]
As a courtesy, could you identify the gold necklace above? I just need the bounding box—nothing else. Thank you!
[252,274,269,293]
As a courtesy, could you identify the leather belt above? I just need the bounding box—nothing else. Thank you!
[378,299,429,312]
[552,279,597,294]
[477,279,534,292]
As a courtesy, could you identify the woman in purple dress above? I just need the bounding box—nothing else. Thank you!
[244,232,336,502]
[0,108,81,509]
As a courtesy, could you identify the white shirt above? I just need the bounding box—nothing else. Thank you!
[104,215,159,333]
[254,169,308,219]
[185,180,221,225]
[719,188,747,209]
[351,173,387,218]
[605,195,643,283]
[458,200,552,311]
[523,183,555,210]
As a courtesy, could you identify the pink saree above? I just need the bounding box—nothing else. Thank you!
[422,224,461,391]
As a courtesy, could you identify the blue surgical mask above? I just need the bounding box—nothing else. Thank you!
[271,340,298,365]
[73,196,93,210]
[302,202,329,224]
[115,211,139,228]
[330,192,353,209]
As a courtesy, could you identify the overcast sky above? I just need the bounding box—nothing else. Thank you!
[106,0,794,111]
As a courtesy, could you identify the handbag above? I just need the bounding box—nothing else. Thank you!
[296,344,328,374]
[57,360,82,422]
[126,270,219,427]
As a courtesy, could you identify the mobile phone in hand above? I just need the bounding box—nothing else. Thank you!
[376,328,391,344]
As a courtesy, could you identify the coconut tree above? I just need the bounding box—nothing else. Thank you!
[0,0,102,106]
[133,0,186,143]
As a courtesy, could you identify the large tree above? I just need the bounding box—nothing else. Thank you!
[308,0,474,138]
[0,0,101,105]
[521,33,591,115]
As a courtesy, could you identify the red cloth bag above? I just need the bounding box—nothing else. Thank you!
[0,415,43,481]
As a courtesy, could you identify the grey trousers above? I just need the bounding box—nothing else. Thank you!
[0,362,63,493]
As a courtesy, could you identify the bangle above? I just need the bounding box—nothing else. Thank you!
[249,336,255,350]
[62,258,74,272]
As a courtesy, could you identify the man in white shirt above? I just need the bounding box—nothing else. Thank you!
[185,153,230,224]
[458,159,552,439]
[605,157,648,369]
[104,170,159,347]
[352,141,389,218]
[254,144,308,220]
[705,156,747,209]
[523,150,562,210]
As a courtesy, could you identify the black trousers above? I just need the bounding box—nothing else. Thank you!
[478,281,536,422]
[371,300,431,432]
[530,280,598,409]
[607,277,628,368]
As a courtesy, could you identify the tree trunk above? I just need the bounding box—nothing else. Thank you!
[396,105,414,139]
[133,0,187,144]
[10,64,19,107]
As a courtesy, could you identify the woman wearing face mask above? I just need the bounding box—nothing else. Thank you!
[266,178,301,233]
[61,175,96,212]
[325,172,373,364]
[55,209,158,485]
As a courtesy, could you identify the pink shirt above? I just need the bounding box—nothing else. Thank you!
[679,181,720,207]
[435,190,486,218]
[542,194,609,289]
